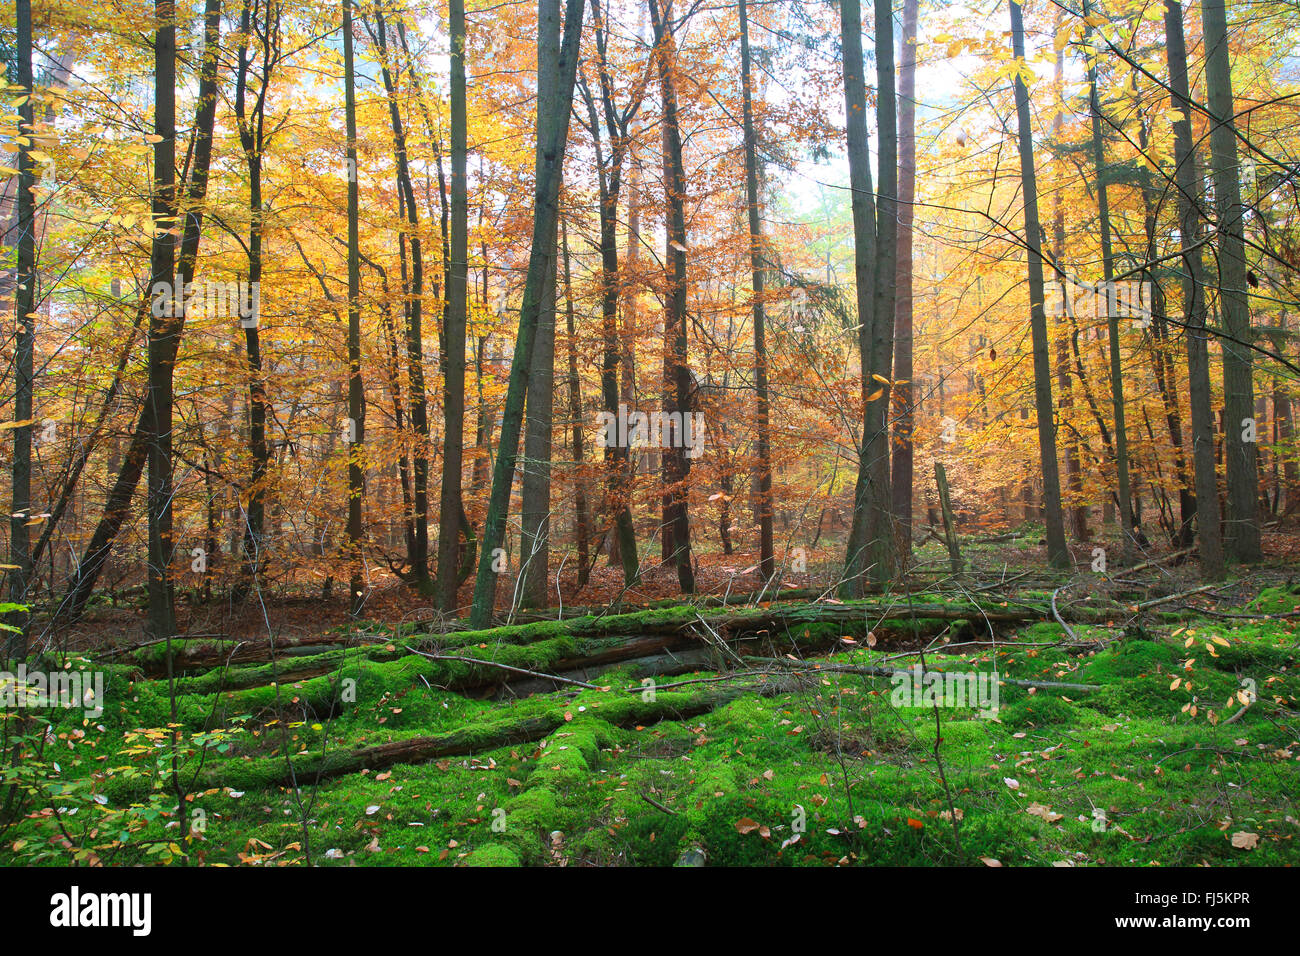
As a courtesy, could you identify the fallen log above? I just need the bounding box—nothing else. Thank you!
[1122,547,1195,575]
[124,632,390,677]
[140,597,1129,726]
[258,674,808,788]
[263,712,567,789]
[115,597,1123,679]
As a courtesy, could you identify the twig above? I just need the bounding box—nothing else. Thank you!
[640,791,679,815]
[409,649,602,690]
[1137,583,1222,610]
[1051,585,1078,642]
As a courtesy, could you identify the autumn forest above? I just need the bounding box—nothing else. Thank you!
[1,0,1298,878]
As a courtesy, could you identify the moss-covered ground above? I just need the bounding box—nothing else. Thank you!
[2,587,1297,867]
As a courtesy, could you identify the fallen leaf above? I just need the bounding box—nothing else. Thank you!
[1230,831,1258,850]
[1026,802,1063,823]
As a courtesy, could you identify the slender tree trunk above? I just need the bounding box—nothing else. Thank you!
[521,0,562,607]
[372,3,431,587]
[890,0,918,558]
[561,220,592,583]
[1133,78,1195,548]
[1165,0,1224,578]
[1201,0,1261,563]
[1009,0,1069,568]
[1083,0,1134,562]
[738,0,773,582]
[1271,318,1299,518]
[867,0,898,587]
[577,39,640,587]
[145,0,180,641]
[343,0,366,616]
[650,0,695,594]
[582,1,642,582]
[472,335,491,494]
[837,0,878,597]
[611,123,642,570]
[233,0,274,591]
[436,0,471,611]
[6,0,36,659]
[1051,17,1088,542]
[469,0,586,627]
[56,0,222,626]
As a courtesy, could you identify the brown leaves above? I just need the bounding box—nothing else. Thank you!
[1230,831,1258,850]
[735,817,771,839]
[1026,802,1063,823]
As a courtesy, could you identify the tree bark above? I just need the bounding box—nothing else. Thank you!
[1165,0,1225,579]
[578,0,641,588]
[1083,0,1134,563]
[891,0,919,557]
[342,0,366,616]
[837,0,878,596]
[436,0,472,611]
[1051,15,1088,543]
[561,220,592,583]
[649,0,695,594]
[738,0,774,582]
[521,0,563,607]
[6,0,36,659]
[233,0,275,592]
[469,0,586,627]
[371,2,431,588]
[1200,0,1261,563]
[145,0,180,641]
[56,0,223,626]
[1009,0,1069,568]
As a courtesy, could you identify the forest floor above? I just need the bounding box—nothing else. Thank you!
[3,528,1299,866]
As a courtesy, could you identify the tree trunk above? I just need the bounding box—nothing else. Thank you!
[1165,0,1225,579]
[233,0,273,592]
[650,0,695,594]
[469,0,586,627]
[865,0,899,589]
[1009,0,1069,568]
[1201,0,1261,563]
[1084,0,1134,563]
[1271,318,1299,518]
[561,220,591,584]
[6,0,36,659]
[578,0,640,588]
[55,0,223,626]
[521,0,562,607]
[342,0,366,616]
[371,3,431,588]
[837,0,878,597]
[145,0,180,641]
[436,0,471,611]
[739,0,774,582]
[1132,73,1195,548]
[890,0,918,558]
[1051,16,1088,543]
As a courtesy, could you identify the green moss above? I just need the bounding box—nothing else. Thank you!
[10,595,1300,868]
[998,694,1077,727]
[1248,585,1300,614]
